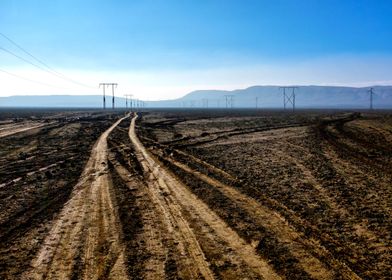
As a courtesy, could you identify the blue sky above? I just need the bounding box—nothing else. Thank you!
[1,0,392,99]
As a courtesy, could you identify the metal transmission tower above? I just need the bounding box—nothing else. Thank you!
[225,95,234,109]
[111,83,117,109]
[99,83,106,109]
[255,97,259,109]
[368,87,375,110]
[125,94,133,110]
[135,99,141,110]
[202,98,209,108]
[280,86,299,111]
[99,83,117,109]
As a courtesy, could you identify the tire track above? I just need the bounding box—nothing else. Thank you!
[130,114,280,280]
[169,130,364,279]
[0,122,52,138]
[23,115,130,280]
[164,155,360,280]
[111,161,167,280]
[173,148,237,183]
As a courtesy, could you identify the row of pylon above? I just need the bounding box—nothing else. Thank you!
[99,83,145,110]
[100,84,376,111]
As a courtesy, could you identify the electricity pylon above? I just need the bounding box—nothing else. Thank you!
[280,86,299,111]
[99,83,117,109]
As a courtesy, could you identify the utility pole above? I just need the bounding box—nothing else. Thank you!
[99,83,106,109]
[111,83,116,109]
[136,99,140,109]
[125,94,133,110]
[99,83,117,109]
[368,87,375,110]
[280,86,299,112]
[256,97,258,109]
[225,95,234,109]
[202,98,209,108]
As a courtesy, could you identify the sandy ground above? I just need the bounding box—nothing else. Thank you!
[22,115,129,280]
[0,122,53,138]
[1,109,391,279]
[129,115,281,280]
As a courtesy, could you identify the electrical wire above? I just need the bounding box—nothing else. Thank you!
[0,47,54,75]
[0,32,64,75]
[0,68,71,90]
[0,32,95,89]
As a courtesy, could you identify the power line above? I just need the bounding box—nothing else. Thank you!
[0,33,94,89]
[0,46,93,89]
[0,68,70,89]
[0,33,62,75]
[0,46,53,74]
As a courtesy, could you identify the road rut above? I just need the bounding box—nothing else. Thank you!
[23,115,129,280]
[129,114,280,280]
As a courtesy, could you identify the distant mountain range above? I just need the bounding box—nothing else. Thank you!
[148,86,392,109]
[0,95,121,108]
[1,86,392,109]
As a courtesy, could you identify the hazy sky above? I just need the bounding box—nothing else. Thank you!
[1,0,392,100]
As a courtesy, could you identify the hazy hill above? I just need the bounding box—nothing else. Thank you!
[0,95,126,108]
[1,86,392,108]
[148,86,392,109]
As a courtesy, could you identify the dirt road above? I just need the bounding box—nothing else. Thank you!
[3,109,390,279]
[23,115,129,280]
[129,114,280,280]
[16,113,280,280]
[135,110,392,279]
[0,122,52,138]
